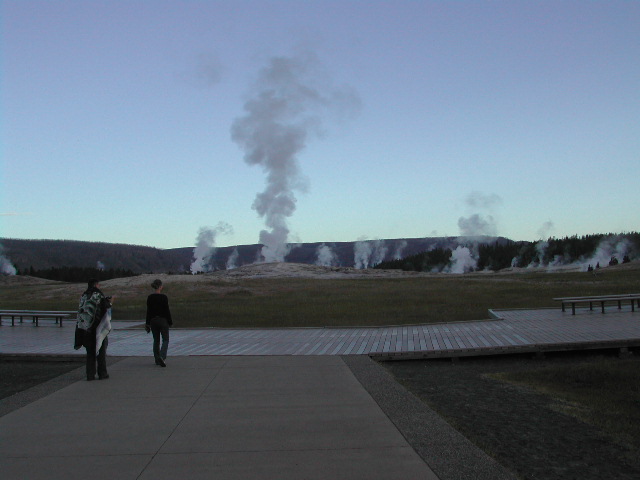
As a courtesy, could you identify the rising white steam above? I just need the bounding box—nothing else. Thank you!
[458,214,498,237]
[354,240,372,269]
[226,248,240,270]
[231,51,360,262]
[190,222,234,273]
[457,191,502,239]
[536,220,555,239]
[371,240,388,266]
[527,241,549,268]
[517,234,634,271]
[393,240,408,260]
[582,235,632,270]
[354,239,387,269]
[315,243,338,267]
[0,244,16,275]
[445,246,477,273]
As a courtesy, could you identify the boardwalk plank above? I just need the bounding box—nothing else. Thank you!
[2,308,639,358]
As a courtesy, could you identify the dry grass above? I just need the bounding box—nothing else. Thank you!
[1,261,639,327]
[490,356,640,451]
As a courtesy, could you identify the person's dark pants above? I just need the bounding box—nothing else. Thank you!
[85,335,108,380]
[150,316,170,361]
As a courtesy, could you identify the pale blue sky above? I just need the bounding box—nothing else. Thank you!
[2,1,639,249]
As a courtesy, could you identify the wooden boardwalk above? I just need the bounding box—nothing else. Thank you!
[1,306,639,359]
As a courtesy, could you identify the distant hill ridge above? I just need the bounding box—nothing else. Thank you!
[0,236,506,273]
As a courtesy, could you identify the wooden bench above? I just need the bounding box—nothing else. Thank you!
[0,310,76,327]
[553,294,640,315]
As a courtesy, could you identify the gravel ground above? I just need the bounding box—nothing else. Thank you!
[379,352,640,480]
[344,355,517,480]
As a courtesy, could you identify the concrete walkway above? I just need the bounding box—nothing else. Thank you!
[1,356,439,480]
[2,307,638,479]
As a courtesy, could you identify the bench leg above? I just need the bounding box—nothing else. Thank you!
[601,301,605,314]
[561,304,566,312]
[589,301,594,311]
[618,300,622,310]
[572,303,576,315]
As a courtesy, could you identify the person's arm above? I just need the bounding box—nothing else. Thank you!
[144,296,152,333]
[146,296,153,325]
[164,295,173,326]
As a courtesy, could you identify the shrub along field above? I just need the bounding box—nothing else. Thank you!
[1,261,639,328]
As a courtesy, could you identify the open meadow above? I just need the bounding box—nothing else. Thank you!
[1,260,639,328]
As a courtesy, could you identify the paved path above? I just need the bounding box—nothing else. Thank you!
[3,307,636,480]
[1,356,439,480]
[1,307,639,358]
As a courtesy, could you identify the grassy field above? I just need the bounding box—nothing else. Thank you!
[491,355,640,451]
[383,352,640,479]
[1,261,639,328]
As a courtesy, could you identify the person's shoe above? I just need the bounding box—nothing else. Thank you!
[158,358,166,367]
[155,358,160,365]
[99,374,110,380]
[87,377,96,381]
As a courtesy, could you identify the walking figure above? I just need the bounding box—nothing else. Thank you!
[145,279,173,367]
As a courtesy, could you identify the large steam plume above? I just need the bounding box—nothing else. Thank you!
[231,51,360,262]
[190,222,233,273]
[451,192,502,272]
[457,191,502,239]
[445,246,477,274]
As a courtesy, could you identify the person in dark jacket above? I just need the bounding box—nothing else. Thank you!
[75,279,114,381]
[145,279,173,367]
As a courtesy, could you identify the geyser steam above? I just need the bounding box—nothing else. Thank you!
[457,191,502,239]
[190,222,233,273]
[315,243,338,267]
[0,244,16,275]
[231,51,360,262]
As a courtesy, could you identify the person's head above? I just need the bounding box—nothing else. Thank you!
[151,279,163,291]
[87,278,99,290]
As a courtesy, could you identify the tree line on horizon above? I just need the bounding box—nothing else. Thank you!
[4,232,639,280]
[15,265,138,283]
[1,238,192,277]
[375,233,640,272]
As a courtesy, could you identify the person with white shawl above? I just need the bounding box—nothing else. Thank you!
[74,279,113,381]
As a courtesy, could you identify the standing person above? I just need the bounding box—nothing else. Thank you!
[74,279,113,381]
[145,279,173,367]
